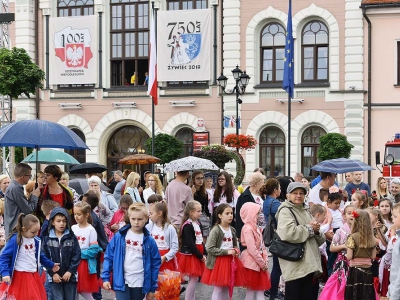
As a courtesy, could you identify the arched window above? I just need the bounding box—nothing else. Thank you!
[65,128,86,172]
[301,126,326,177]
[260,23,286,83]
[259,126,285,177]
[175,127,194,157]
[107,125,149,173]
[302,21,329,82]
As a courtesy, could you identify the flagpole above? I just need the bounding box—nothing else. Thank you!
[288,92,291,177]
[150,2,157,173]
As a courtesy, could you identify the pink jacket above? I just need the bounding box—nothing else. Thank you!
[240,202,268,272]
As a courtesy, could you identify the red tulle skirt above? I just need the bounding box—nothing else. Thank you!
[201,256,247,287]
[0,270,46,299]
[177,244,205,277]
[159,249,178,272]
[77,259,99,293]
[244,267,271,291]
[381,267,390,297]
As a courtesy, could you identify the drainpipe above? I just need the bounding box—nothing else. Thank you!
[362,7,372,186]
[220,0,224,144]
[35,0,39,119]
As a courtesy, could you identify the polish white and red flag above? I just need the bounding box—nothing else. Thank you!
[147,11,158,105]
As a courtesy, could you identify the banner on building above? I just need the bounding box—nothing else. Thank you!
[49,16,97,85]
[157,9,211,81]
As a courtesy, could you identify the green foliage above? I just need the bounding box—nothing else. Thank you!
[145,133,183,164]
[317,133,354,161]
[228,151,245,185]
[0,47,45,100]
[193,144,232,169]
[4,147,33,163]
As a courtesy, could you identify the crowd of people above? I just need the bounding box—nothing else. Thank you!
[0,163,400,300]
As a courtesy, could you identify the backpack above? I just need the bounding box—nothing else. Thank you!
[263,199,277,247]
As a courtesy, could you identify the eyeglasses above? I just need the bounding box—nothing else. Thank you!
[218,178,226,181]
[23,174,32,179]
[195,177,204,180]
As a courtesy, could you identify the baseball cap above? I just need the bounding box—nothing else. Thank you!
[287,182,307,194]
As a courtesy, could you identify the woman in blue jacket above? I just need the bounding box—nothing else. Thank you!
[101,202,161,300]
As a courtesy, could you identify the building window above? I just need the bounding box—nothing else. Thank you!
[397,41,400,85]
[65,128,86,172]
[175,127,194,157]
[259,126,285,177]
[167,0,207,10]
[107,125,149,174]
[260,23,286,83]
[301,126,326,177]
[110,0,149,87]
[302,21,329,82]
[166,0,208,86]
[57,1,95,89]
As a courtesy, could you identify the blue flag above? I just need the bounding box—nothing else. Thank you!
[282,0,294,99]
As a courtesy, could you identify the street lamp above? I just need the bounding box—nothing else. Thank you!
[217,65,250,135]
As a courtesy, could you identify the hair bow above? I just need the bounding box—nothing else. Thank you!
[360,190,367,196]
[329,186,340,194]
[352,211,360,218]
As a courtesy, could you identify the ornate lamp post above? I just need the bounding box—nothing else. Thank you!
[217,65,250,135]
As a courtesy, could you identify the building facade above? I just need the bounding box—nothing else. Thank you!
[7,0,387,184]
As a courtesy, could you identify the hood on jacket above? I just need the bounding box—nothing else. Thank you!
[48,207,71,232]
[240,202,261,226]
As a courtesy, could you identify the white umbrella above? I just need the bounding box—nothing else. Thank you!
[164,156,219,172]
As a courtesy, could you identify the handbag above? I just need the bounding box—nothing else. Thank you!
[269,207,305,262]
[262,199,276,247]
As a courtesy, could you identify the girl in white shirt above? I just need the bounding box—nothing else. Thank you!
[0,214,58,299]
[143,174,164,207]
[146,201,178,272]
[71,202,100,300]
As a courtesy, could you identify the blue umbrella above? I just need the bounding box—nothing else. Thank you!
[311,158,375,174]
[0,120,89,149]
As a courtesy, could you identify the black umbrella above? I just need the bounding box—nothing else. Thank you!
[69,162,108,174]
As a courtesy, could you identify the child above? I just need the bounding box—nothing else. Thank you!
[72,202,102,300]
[380,224,396,297]
[325,186,344,276]
[102,203,161,300]
[0,198,5,248]
[0,213,59,299]
[240,202,271,300]
[366,207,388,294]
[319,205,355,300]
[40,200,61,236]
[319,188,329,203]
[42,207,81,299]
[344,209,378,300]
[108,194,133,241]
[147,194,163,205]
[310,204,329,297]
[202,203,246,299]
[388,203,400,298]
[178,200,207,300]
[379,198,393,228]
[350,190,368,209]
[146,201,178,272]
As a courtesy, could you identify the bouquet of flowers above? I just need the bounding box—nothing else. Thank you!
[155,270,181,300]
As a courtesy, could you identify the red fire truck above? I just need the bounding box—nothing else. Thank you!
[376,133,400,180]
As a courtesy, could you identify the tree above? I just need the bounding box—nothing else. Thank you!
[317,133,354,161]
[145,133,184,164]
[0,47,45,101]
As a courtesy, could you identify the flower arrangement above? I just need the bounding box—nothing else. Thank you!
[193,144,232,169]
[223,134,258,150]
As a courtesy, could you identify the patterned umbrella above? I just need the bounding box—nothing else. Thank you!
[164,156,219,172]
[118,154,161,165]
